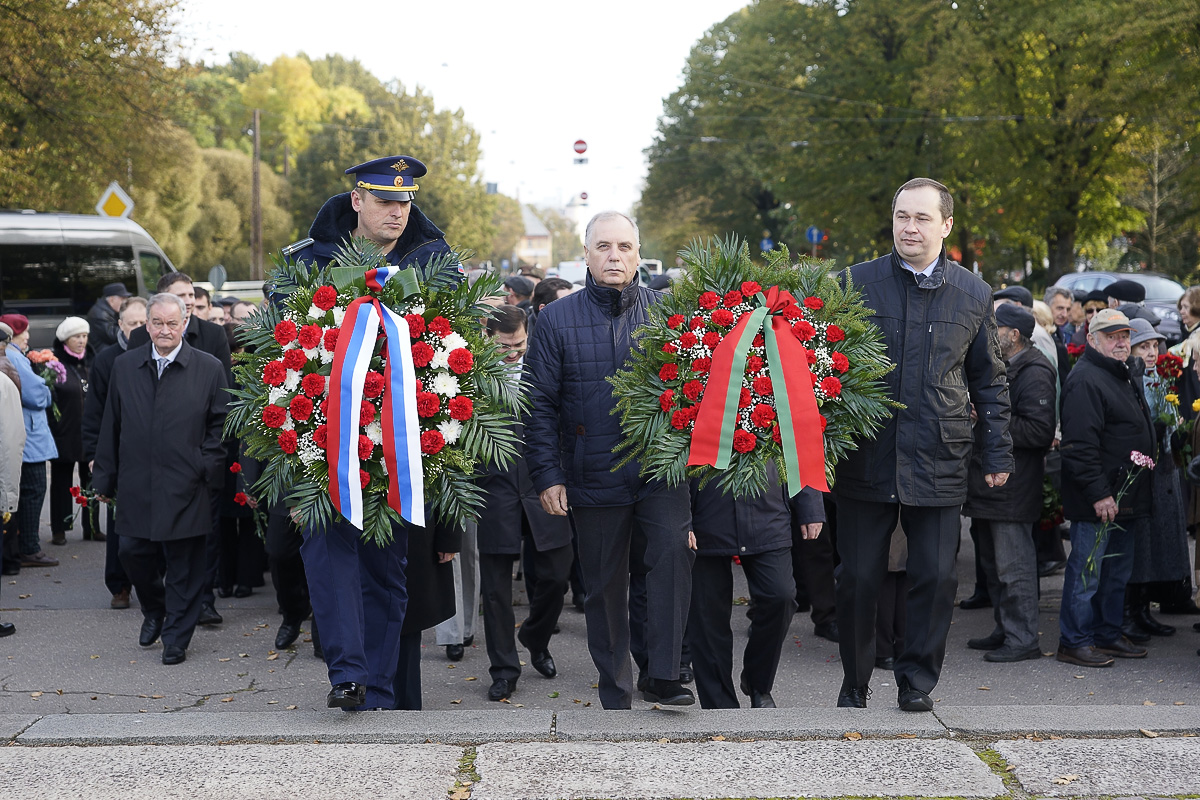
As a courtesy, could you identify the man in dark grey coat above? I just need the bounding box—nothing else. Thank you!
[92,293,228,665]
[833,178,1013,711]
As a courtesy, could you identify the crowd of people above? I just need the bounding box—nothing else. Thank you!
[1,168,1199,713]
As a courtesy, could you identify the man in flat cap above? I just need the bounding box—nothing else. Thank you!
[87,282,133,354]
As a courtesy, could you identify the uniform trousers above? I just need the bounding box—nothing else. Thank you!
[200,492,222,607]
[119,534,207,649]
[687,548,795,709]
[301,518,408,710]
[103,504,132,596]
[391,631,423,710]
[571,486,693,709]
[835,500,960,693]
[264,511,309,624]
[479,540,573,682]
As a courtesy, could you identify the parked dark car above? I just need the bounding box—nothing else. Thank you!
[1052,270,1185,343]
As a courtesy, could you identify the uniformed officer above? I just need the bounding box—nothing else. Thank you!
[281,155,457,711]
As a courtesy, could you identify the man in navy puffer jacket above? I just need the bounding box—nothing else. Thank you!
[523,211,695,709]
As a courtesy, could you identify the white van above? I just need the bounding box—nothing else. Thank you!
[0,211,174,347]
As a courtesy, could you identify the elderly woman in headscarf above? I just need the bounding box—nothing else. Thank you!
[47,316,98,546]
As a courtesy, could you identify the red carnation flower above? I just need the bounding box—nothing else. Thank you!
[659,389,675,413]
[447,348,474,375]
[819,414,828,432]
[772,426,782,444]
[312,285,338,311]
[273,320,298,346]
[723,290,743,308]
[283,349,307,371]
[711,309,735,328]
[753,375,773,396]
[229,462,242,474]
[323,328,339,352]
[751,403,776,429]
[69,485,81,497]
[420,430,446,455]
[289,395,313,422]
[671,409,692,430]
[702,331,722,350]
[302,372,326,398]
[78,497,88,507]
[263,361,286,386]
[297,324,322,350]
[428,316,452,337]
[358,435,375,461]
[752,334,764,348]
[659,363,679,382]
[806,348,818,366]
[741,281,761,296]
[1066,343,1085,357]
[678,331,698,349]
[360,400,376,426]
[683,380,704,401]
[809,372,820,386]
[739,387,752,408]
[804,296,824,311]
[698,291,720,310]
[662,341,677,354]
[406,314,426,338]
[668,314,686,330]
[415,379,423,393]
[262,404,287,429]
[732,429,757,453]
[820,376,843,398]
[831,351,849,372]
[411,341,434,368]
[416,391,440,418]
[234,492,248,506]
[689,316,706,330]
[691,357,712,374]
[782,305,803,322]
[320,398,330,417]
[364,371,385,399]
[791,320,816,342]
[313,424,329,449]
[746,355,764,374]
[449,395,474,421]
[825,324,845,343]
[278,430,298,454]
[359,469,371,489]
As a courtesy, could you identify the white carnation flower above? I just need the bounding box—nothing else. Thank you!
[431,372,460,397]
[268,386,288,405]
[437,419,463,445]
[365,420,383,445]
[319,347,334,365]
[303,347,318,361]
[441,332,468,351]
[430,347,451,371]
[284,370,301,392]
[410,303,426,315]
[281,416,295,432]
[307,304,324,321]
[331,307,346,326]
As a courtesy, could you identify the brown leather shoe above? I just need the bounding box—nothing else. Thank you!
[1094,636,1148,658]
[110,589,131,610]
[1056,644,1114,668]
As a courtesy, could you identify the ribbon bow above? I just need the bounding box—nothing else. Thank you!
[687,286,829,495]
[327,266,425,530]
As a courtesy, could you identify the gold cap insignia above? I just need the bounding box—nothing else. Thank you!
[391,160,408,173]
[394,176,404,187]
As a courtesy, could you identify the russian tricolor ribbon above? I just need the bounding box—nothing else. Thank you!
[326,267,424,529]
[686,286,829,496]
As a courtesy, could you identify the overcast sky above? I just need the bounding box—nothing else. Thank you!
[179,0,748,215]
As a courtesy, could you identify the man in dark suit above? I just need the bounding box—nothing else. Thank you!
[92,293,228,665]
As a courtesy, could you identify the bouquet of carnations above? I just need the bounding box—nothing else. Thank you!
[27,348,65,419]
[609,237,898,498]
[225,239,525,545]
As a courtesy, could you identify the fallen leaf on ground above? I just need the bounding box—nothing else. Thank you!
[151,695,163,699]
[1144,701,1157,706]
[1073,674,1085,679]
[266,653,278,661]
[238,653,249,658]
[17,594,30,599]
[657,738,669,744]
[220,697,234,703]
[843,732,863,741]
[450,699,461,705]
[978,686,991,691]
[56,689,63,695]
[1005,765,1017,772]
[500,698,511,704]
[897,733,916,739]
[711,735,726,741]
[286,705,298,710]
[29,692,42,698]
[1049,735,1062,740]
[447,664,455,669]
[90,654,99,659]
[218,658,231,662]
[465,676,477,681]
[1052,774,1080,785]
[1140,728,1160,738]
[548,691,559,698]
[267,700,278,705]
[1175,701,1186,706]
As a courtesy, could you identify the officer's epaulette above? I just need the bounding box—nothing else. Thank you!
[281,238,314,258]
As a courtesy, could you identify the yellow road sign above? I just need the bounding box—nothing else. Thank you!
[95,181,134,218]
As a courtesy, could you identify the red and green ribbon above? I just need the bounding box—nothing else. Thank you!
[686,286,829,495]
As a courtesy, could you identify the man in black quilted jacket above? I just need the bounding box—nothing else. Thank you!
[523,211,696,709]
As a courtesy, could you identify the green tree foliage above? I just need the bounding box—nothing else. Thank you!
[532,206,583,264]
[487,195,523,265]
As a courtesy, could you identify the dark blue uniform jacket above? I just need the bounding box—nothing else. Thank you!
[288,192,453,271]
[691,463,825,557]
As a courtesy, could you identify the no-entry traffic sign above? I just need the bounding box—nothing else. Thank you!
[574,140,587,154]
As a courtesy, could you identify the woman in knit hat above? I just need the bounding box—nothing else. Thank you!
[48,316,98,546]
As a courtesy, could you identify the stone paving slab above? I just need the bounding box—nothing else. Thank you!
[0,743,461,800]
[994,737,1200,796]
[0,713,39,740]
[472,740,1005,800]
[17,709,553,745]
[553,707,948,741]
[936,704,1200,735]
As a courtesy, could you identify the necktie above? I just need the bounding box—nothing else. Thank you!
[157,357,168,378]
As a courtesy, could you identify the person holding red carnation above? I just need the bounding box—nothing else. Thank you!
[831,178,1013,713]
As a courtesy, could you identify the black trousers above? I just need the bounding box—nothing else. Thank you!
[792,526,837,626]
[835,500,959,694]
[688,548,796,709]
[49,458,94,538]
[479,541,573,682]
[103,504,131,596]
[264,511,310,623]
[15,461,47,556]
[200,492,222,607]
[119,534,208,650]
[875,570,908,660]
[218,514,267,591]
[572,487,694,709]
[391,631,423,710]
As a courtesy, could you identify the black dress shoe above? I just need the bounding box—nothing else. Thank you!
[1121,619,1153,643]
[198,603,223,626]
[967,632,1005,650]
[487,678,516,701]
[1055,644,1114,667]
[233,585,254,599]
[446,644,464,662]
[161,645,186,665]
[139,616,163,647]
[958,589,992,609]
[528,648,557,678]
[678,662,694,684]
[837,683,870,708]
[0,621,14,637]
[275,620,302,650]
[897,678,933,712]
[215,585,233,599]
[1193,621,1200,633]
[1094,636,1148,658]
[642,678,695,705]
[874,656,895,670]
[984,644,1042,662]
[1037,560,1066,577]
[327,682,366,708]
[0,561,18,576]
[740,675,776,708]
[813,621,839,643]
[1133,606,1176,636]
[636,672,649,692]
[462,635,474,647]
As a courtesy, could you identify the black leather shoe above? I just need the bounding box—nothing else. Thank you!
[1193,621,1200,633]
[1056,644,1114,667]
[740,675,776,708]
[1121,618,1153,643]
[139,617,163,647]
[958,589,991,610]
[487,678,516,701]
[446,644,464,662]
[198,603,223,626]
[275,620,302,650]
[678,662,694,684]
[462,635,474,647]
[0,621,14,637]
[636,672,649,692]
[233,584,253,598]
[161,645,186,665]
[967,632,1005,650]
[1160,598,1200,615]
[528,648,557,678]
[215,585,233,599]
[836,683,870,708]
[1037,560,1066,577]
[813,621,840,643]
[327,682,366,708]
[1134,606,1176,636]
[897,678,933,712]
[984,644,1042,662]
[1,560,19,576]
[1094,636,1148,658]
[874,656,895,670]
[642,678,695,705]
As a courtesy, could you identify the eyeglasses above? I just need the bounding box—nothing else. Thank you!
[1085,308,1101,316]
[495,341,527,353]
